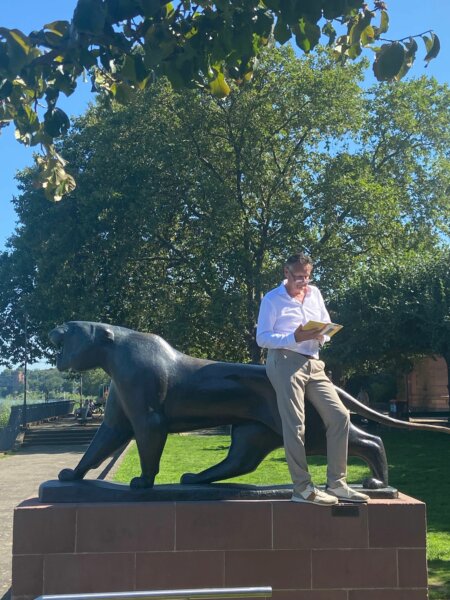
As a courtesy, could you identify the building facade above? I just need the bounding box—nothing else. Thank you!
[397,355,449,413]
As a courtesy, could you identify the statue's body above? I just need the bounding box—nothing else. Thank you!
[50,321,445,490]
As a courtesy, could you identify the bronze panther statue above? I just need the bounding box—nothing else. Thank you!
[49,321,448,489]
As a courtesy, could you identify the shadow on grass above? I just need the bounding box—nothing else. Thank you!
[428,560,450,600]
[380,429,450,534]
[203,445,230,452]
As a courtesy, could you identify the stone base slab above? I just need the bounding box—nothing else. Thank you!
[12,493,427,600]
[38,480,398,503]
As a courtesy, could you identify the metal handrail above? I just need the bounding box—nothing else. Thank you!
[35,588,272,600]
[0,400,75,451]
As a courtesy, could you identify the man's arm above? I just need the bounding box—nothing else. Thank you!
[256,297,297,349]
[256,296,324,349]
[316,288,332,345]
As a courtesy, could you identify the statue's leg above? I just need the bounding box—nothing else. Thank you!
[59,423,133,481]
[180,422,282,485]
[59,383,133,482]
[129,410,168,489]
[348,424,388,488]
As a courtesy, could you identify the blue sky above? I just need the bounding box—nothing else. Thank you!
[1,1,449,252]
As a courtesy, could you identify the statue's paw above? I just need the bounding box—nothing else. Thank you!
[362,477,385,490]
[58,468,81,482]
[180,472,199,485]
[130,475,154,489]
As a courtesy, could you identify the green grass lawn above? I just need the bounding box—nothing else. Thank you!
[114,428,449,598]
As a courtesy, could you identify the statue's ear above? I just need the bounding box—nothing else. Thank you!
[104,327,115,342]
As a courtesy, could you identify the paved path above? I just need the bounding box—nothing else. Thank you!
[0,444,114,599]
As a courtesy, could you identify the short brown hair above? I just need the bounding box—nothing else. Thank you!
[285,252,313,269]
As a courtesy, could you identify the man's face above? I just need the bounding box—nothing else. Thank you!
[284,263,312,293]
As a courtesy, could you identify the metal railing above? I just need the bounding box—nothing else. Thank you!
[35,588,272,600]
[0,400,75,451]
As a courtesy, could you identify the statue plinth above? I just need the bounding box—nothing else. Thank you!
[13,490,426,600]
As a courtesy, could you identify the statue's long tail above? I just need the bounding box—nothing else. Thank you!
[334,385,450,434]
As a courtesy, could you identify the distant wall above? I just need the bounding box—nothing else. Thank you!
[397,356,448,412]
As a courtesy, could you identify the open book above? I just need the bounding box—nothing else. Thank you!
[303,320,343,338]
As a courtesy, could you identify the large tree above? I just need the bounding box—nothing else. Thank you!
[0,47,448,365]
[0,0,440,199]
[326,249,450,405]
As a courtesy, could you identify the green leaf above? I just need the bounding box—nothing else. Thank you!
[253,10,273,38]
[208,70,230,98]
[110,82,134,104]
[43,107,70,138]
[119,54,137,81]
[0,28,33,74]
[73,0,107,35]
[323,0,348,20]
[29,129,53,147]
[0,42,9,71]
[0,79,13,100]
[379,10,389,35]
[140,0,162,18]
[8,30,32,55]
[424,33,440,64]
[14,103,39,135]
[43,21,69,37]
[360,25,375,46]
[273,18,291,45]
[405,37,418,55]
[346,43,362,59]
[36,148,76,201]
[293,18,321,53]
[373,42,406,82]
[118,54,148,83]
[395,38,417,81]
[322,21,336,46]
[105,0,141,21]
[263,0,280,10]
[162,2,175,19]
[394,37,418,81]
[295,0,322,23]
[422,34,433,54]
[349,10,373,47]
[79,48,98,69]
[54,71,78,97]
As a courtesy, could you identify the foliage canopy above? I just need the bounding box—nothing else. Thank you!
[0,0,440,199]
[1,47,448,367]
[327,249,450,398]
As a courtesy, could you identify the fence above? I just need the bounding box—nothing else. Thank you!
[0,399,75,451]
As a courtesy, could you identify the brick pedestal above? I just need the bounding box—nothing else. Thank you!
[12,494,427,600]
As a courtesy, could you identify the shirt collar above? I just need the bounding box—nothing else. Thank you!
[279,280,311,298]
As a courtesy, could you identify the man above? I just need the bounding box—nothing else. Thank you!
[256,253,369,505]
[357,387,370,406]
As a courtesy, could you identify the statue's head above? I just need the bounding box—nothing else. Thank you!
[49,321,114,372]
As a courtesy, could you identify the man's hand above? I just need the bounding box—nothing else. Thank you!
[294,324,327,343]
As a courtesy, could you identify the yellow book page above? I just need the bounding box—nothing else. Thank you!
[303,320,343,338]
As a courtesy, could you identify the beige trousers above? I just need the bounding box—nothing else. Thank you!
[266,348,349,494]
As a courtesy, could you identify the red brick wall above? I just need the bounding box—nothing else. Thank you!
[397,356,448,412]
[12,495,428,600]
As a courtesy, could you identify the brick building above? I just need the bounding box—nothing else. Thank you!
[397,355,449,413]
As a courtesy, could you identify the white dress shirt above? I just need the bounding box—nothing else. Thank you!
[256,281,331,358]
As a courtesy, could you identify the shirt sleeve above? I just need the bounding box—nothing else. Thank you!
[316,288,331,344]
[316,289,331,322]
[256,295,297,349]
